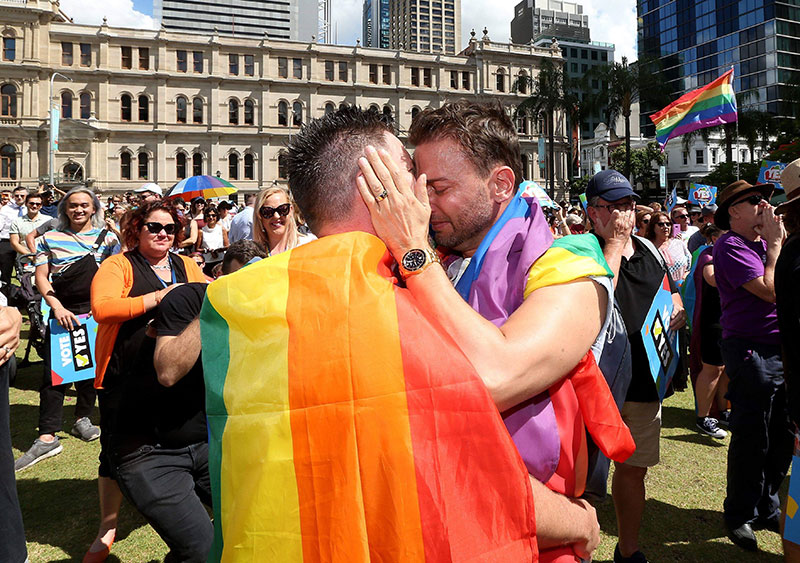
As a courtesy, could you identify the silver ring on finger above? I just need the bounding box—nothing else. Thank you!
[2,346,11,356]
[374,189,389,202]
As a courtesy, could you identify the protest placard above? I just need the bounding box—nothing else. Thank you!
[687,183,717,207]
[758,160,787,190]
[640,274,680,400]
[785,456,800,545]
[49,314,98,385]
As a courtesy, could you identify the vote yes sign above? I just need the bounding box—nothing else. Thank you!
[50,314,98,385]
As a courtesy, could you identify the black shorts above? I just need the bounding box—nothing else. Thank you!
[700,323,723,367]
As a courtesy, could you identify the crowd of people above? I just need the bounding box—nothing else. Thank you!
[0,101,798,563]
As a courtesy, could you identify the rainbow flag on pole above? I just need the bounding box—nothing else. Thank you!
[201,232,538,562]
[651,68,737,150]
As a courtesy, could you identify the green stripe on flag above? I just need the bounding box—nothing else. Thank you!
[551,233,614,277]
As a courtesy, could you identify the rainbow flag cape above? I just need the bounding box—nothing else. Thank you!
[201,232,538,562]
[651,68,737,150]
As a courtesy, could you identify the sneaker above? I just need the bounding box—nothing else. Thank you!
[71,417,101,442]
[14,438,63,471]
[718,410,731,427]
[614,544,649,563]
[696,416,727,439]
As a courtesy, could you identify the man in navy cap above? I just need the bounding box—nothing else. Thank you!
[587,169,687,563]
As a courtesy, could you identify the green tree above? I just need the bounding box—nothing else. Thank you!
[596,57,641,180]
[609,141,666,198]
[702,161,761,187]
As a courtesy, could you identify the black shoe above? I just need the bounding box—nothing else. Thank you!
[727,522,758,551]
[753,516,780,533]
[614,544,649,563]
[718,410,731,427]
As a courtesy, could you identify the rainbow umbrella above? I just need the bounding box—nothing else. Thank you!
[165,175,237,201]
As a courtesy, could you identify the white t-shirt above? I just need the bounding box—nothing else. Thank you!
[201,224,226,263]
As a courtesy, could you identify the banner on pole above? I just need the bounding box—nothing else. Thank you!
[665,186,678,213]
[538,138,546,169]
[659,165,666,189]
[50,106,60,152]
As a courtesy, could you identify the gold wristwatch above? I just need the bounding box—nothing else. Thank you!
[398,247,441,279]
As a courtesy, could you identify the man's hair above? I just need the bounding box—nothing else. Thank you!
[285,105,394,232]
[408,99,523,185]
[222,239,267,274]
[244,193,256,205]
[25,193,42,204]
[12,186,27,194]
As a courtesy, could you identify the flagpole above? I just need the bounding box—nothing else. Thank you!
[736,116,740,181]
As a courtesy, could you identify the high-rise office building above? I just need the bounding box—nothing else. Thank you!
[638,0,800,136]
[363,0,391,48]
[389,0,461,54]
[155,0,318,42]
[511,0,589,42]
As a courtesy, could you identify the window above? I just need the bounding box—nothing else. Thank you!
[138,153,148,180]
[382,105,393,122]
[369,63,378,84]
[192,98,203,124]
[244,100,254,125]
[325,60,334,81]
[278,153,288,179]
[711,148,718,164]
[591,50,598,60]
[138,95,149,122]
[278,57,288,78]
[193,51,203,73]
[2,38,14,62]
[382,65,391,85]
[411,67,419,86]
[338,61,348,82]
[682,151,688,165]
[581,49,588,59]
[324,102,335,116]
[176,153,187,179]
[121,46,132,69]
[521,154,528,180]
[176,96,187,123]
[1,84,17,118]
[518,72,528,94]
[278,101,288,126]
[62,42,73,66]
[339,102,348,111]
[0,145,15,179]
[496,69,505,92]
[292,58,302,79]
[80,43,91,66]
[411,106,420,120]
[61,91,73,118]
[423,68,432,87]
[120,152,131,180]
[696,150,704,165]
[228,154,239,180]
[120,94,131,121]
[139,47,149,70]
[229,54,239,75]
[80,92,91,119]
[192,153,203,176]
[450,70,458,89]
[462,71,470,89]
[177,50,187,72]
[292,101,302,127]
[229,99,239,124]
[244,153,254,180]
[244,55,254,76]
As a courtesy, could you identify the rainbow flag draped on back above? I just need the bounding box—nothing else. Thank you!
[651,68,737,150]
[200,232,538,562]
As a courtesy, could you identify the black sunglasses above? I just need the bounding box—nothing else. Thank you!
[641,218,650,224]
[205,213,218,219]
[655,221,671,227]
[731,194,764,207]
[259,203,291,219]
[144,222,178,235]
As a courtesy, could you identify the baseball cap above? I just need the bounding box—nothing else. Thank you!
[585,169,639,202]
[701,203,718,216]
[135,183,163,196]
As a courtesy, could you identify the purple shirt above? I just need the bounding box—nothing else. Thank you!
[713,231,780,345]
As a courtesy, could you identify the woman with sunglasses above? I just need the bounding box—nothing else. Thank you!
[253,186,315,255]
[197,205,229,275]
[88,201,206,562]
[635,210,651,235]
[645,211,692,285]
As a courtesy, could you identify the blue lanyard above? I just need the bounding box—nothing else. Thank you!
[153,256,177,289]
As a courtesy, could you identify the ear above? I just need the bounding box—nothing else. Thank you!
[489,166,516,203]
[586,206,598,226]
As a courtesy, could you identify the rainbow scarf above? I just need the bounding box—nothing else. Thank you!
[455,192,635,502]
[651,68,737,150]
[201,232,537,562]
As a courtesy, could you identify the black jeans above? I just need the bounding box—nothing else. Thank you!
[0,239,15,295]
[38,328,96,435]
[114,442,213,562]
[721,337,794,528]
[0,358,27,563]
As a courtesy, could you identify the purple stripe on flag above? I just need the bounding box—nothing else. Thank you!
[658,111,738,148]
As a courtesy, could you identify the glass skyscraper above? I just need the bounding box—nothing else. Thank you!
[637,0,800,135]
[363,0,391,48]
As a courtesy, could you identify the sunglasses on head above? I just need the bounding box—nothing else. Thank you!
[144,222,178,235]
[732,194,764,207]
[259,203,292,219]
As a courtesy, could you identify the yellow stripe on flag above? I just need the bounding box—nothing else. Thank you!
[524,246,611,298]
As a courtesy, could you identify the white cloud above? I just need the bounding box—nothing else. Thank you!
[60,0,157,29]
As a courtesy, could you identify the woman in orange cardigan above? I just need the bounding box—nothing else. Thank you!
[86,200,206,563]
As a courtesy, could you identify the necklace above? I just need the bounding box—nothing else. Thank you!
[151,264,171,271]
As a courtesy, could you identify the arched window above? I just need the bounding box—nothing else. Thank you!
[1,84,17,118]
[518,71,528,94]
[369,104,379,112]
[411,106,420,120]
[138,153,149,179]
[277,101,288,126]
[176,152,187,179]
[382,105,393,122]
[278,153,288,179]
[192,153,203,176]
[339,102,348,111]
[496,69,506,92]
[292,101,302,127]
[138,95,149,122]
[79,92,91,119]
[244,100,254,125]
[243,153,254,180]
[176,96,187,123]
[229,99,239,125]
[192,98,203,124]
[61,91,73,118]
[63,161,83,181]
[0,145,16,180]
[228,153,239,180]
[120,94,132,121]
[324,102,335,116]
[120,151,132,180]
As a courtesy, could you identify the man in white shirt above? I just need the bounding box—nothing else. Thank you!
[10,193,51,269]
[671,204,699,243]
[228,193,255,243]
[0,187,27,293]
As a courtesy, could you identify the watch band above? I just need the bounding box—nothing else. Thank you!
[398,247,440,280]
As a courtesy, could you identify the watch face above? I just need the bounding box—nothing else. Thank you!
[402,249,427,271]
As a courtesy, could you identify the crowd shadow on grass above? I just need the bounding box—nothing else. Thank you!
[663,432,728,448]
[661,402,697,430]
[16,477,152,562]
[595,497,784,562]
[9,402,39,452]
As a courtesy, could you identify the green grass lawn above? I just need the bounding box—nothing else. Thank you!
[8,321,787,562]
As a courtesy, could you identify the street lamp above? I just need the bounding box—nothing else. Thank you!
[49,72,72,186]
